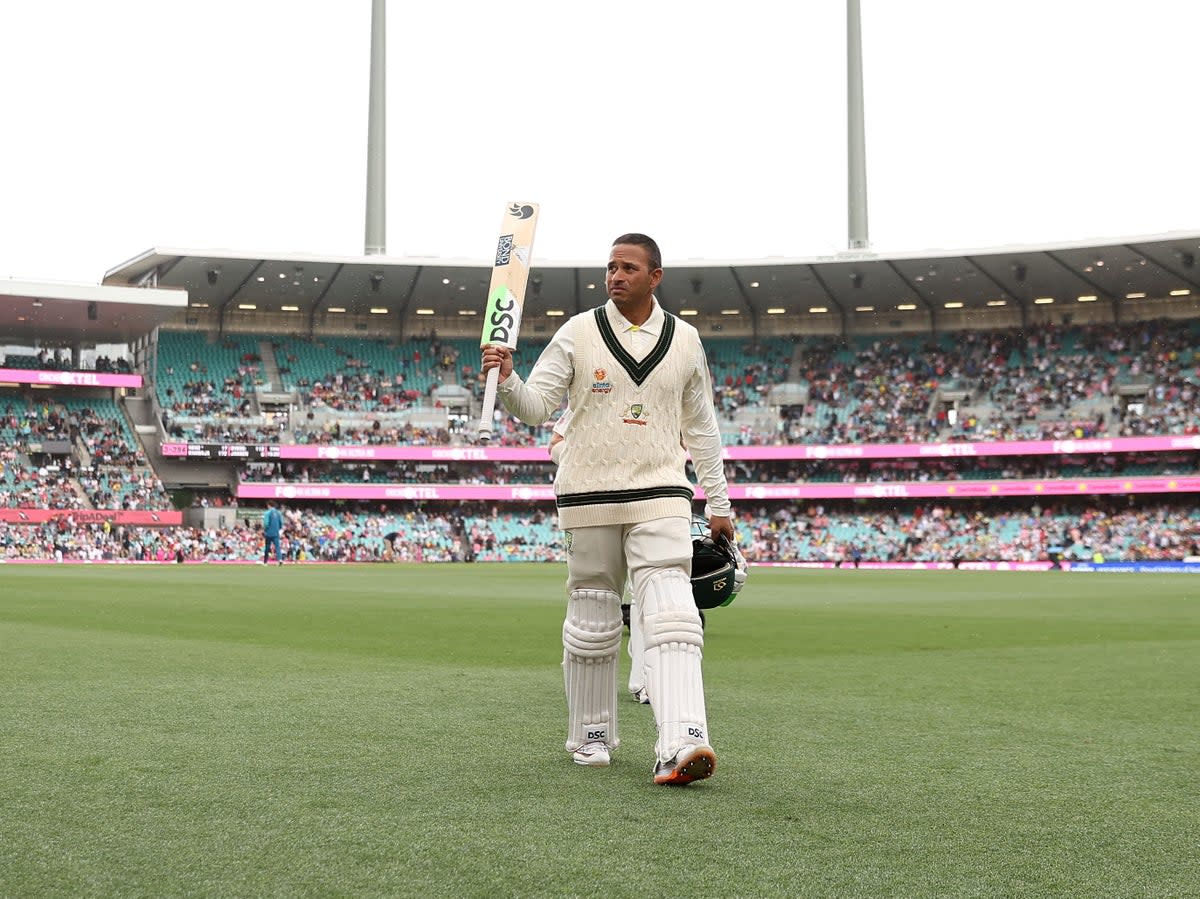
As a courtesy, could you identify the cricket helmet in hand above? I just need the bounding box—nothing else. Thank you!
[690,515,743,609]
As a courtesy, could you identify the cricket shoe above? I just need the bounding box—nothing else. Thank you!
[572,741,611,767]
[653,744,716,786]
[630,686,650,705]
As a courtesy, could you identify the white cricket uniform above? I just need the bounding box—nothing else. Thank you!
[497,297,730,763]
[553,409,646,700]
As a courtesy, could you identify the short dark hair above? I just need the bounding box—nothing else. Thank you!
[612,233,662,272]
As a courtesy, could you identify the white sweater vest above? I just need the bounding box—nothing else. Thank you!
[554,306,697,529]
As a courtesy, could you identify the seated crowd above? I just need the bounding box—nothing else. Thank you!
[0,452,83,509]
[291,420,454,446]
[0,505,554,564]
[163,418,285,444]
[764,320,1200,446]
[235,449,1197,491]
[2,320,1199,573]
[151,320,1200,450]
[738,499,1200,564]
[2,500,1196,564]
[2,395,150,468]
[0,396,169,510]
[1,349,132,373]
[275,335,461,412]
[161,376,255,419]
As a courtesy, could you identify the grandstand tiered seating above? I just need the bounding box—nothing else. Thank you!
[0,391,170,510]
[156,331,265,415]
[148,321,1200,449]
[272,335,459,408]
[59,397,143,466]
[79,467,171,510]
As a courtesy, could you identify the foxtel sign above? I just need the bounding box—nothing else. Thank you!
[0,368,143,388]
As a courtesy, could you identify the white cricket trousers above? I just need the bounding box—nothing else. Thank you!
[564,517,710,762]
[565,517,691,597]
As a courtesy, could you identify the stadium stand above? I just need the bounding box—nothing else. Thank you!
[147,321,1200,451]
[3,500,1197,564]
[156,330,265,413]
[0,391,172,510]
[6,248,1200,565]
[272,335,448,410]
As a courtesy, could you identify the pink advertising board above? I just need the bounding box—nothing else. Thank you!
[0,367,143,388]
[165,433,1200,463]
[0,508,182,525]
[237,474,1200,502]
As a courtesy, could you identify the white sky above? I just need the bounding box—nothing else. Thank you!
[1,0,1197,285]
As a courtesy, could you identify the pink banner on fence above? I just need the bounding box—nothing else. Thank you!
[166,433,1200,463]
[238,483,558,501]
[727,476,1200,500]
[0,508,181,525]
[0,367,143,388]
[729,434,1200,460]
[279,445,555,462]
[237,475,1200,502]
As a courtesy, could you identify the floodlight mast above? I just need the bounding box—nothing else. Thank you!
[847,0,869,251]
[365,0,386,256]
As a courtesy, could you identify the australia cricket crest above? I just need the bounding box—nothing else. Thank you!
[621,403,649,426]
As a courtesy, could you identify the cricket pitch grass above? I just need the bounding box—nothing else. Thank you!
[2,565,1197,898]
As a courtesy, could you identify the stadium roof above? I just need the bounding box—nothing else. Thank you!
[101,231,1200,332]
[0,279,187,344]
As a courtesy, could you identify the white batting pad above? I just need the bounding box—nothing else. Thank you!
[640,569,709,762]
[627,598,646,694]
[562,589,623,751]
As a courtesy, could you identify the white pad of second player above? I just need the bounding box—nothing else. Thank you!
[640,569,708,762]
[628,594,646,696]
[563,588,623,751]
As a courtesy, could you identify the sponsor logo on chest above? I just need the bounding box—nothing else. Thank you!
[591,368,613,394]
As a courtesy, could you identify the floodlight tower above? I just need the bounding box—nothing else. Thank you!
[847,0,869,251]
[365,0,386,256]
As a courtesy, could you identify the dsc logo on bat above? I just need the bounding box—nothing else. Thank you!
[486,291,518,344]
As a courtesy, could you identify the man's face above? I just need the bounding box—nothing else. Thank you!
[606,244,662,312]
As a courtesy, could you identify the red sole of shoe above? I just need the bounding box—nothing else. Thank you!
[654,748,716,786]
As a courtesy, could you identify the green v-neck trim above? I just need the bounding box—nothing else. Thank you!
[593,306,676,387]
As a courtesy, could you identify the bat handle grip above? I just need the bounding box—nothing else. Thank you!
[477,365,500,443]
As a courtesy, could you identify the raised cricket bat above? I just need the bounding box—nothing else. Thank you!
[478,201,540,442]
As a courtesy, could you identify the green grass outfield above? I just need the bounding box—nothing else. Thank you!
[1,565,1197,899]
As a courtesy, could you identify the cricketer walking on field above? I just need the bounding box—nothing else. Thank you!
[482,233,734,786]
